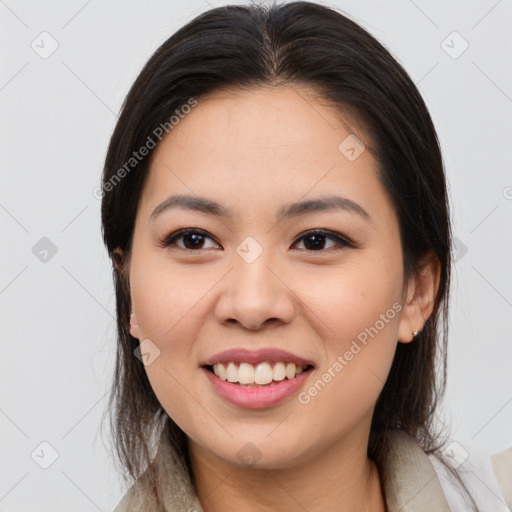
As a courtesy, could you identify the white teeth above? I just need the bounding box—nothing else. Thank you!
[210,361,309,384]
[226,362,238,382]
[217,362,227,381]
[254,362,273,385]
[285,362,296,379]
[273,362,286,381]
[238,363,255,384]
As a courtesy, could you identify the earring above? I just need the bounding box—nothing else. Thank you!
[413,330,420,338]
[129,313,139,338]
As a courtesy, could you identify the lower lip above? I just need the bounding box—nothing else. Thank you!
[202,367,313,409]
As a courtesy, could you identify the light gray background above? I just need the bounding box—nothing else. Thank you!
[1,0,511,510]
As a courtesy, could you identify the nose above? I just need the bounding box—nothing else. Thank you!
[214,253,296,331]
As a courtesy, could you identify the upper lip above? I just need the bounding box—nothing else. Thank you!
[200,348,316,368]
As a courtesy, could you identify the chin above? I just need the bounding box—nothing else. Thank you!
[209,434,314,471]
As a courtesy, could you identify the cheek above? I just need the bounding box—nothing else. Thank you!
[296,255,403,345]
[298,298,400,435]
[129,250,212,347]
[128,251,216,422]
[130,272,202,432]
[293,256,402,411]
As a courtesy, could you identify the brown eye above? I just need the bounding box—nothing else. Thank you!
[292,230,353,251]
[160,229,220,251]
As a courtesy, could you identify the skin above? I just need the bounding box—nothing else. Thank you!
[114,85,440,512]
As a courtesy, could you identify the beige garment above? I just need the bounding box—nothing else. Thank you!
[113,430,485,512]
[492,447,512,511]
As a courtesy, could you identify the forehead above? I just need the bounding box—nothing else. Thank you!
[156,85,368,158]
[139,85,389,223]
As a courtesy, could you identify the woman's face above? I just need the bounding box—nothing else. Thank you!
[123,85,418,469]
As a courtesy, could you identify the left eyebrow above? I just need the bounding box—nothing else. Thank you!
[276,195,371,223]
[149,194,372,223]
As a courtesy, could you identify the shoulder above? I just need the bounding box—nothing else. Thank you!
[427,444,511,512]
[492,447,512,510]
[382,430,510,512]
[113,468,160,512]
[112,432,204,512]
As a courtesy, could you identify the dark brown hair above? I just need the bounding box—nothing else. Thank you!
[100,1,475,508]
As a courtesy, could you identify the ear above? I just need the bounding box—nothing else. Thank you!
[113,247,125,272]
[112,247,139,338]
[397,251,441,344]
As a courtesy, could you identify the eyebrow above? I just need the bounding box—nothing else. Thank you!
[149,194,371,223]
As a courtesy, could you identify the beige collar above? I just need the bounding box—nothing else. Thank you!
[115,429,450,512]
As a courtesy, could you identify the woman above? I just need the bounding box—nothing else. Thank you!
[100,2,511,511]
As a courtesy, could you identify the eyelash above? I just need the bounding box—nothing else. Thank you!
[158,228,355,252]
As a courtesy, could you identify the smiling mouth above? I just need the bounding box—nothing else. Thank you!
[203,361,314,387]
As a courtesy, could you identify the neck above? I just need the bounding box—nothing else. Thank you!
[188,427,386,512]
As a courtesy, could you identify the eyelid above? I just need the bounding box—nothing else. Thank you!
[159,228,221,250]
[291,229,355,249]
